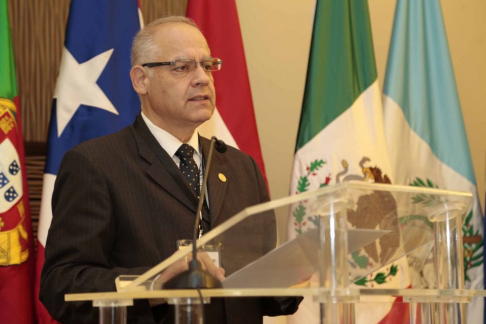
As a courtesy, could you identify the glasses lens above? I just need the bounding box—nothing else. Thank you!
[174,59,194,72]
[201,60,214,72]
[173,58,222,73]
[202,58,222,72]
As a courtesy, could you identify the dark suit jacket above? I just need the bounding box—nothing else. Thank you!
[40,116,300,323]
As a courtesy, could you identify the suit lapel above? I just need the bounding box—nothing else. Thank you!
[132,116,198,213]
[201,138,229,226]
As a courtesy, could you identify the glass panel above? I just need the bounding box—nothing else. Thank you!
[118,182,472,296]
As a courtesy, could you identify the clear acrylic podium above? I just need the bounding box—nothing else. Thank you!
[65,182,485,323]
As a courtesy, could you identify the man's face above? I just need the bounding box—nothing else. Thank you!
[138,23,216,137]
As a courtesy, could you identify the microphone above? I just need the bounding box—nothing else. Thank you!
[214,138,227,153]
[163,136,226,290]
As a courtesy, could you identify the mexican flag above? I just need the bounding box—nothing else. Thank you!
[287,0,408,323]
[383,0,484,323]
[0,0,35,322]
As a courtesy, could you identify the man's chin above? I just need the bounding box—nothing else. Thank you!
[191,109,214,126]
[199,106,215,119]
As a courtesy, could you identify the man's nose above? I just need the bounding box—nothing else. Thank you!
[192,64,211,86]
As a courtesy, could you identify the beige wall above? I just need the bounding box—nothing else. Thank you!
[236,0,315,246]
[441,0,486,211]
[236,0,486,244]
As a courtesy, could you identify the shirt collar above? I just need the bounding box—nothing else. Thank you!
[141,112,201,159]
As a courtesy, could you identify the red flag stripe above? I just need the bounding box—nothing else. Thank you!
[34,244,59,324]
[186,0,266,178]
[378,295,411,324]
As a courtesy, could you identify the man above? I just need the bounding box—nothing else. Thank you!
[40,16,300,323]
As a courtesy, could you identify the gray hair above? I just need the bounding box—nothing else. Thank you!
[131,16,199,66]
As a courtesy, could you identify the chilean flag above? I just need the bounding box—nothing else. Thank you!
[35,1,142,322]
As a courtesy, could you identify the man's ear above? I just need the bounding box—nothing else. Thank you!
[130,66,149,95]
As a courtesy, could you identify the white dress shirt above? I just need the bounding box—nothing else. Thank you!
[141,112,202,168]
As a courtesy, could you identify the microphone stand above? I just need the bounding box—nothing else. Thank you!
[163,136,224,290]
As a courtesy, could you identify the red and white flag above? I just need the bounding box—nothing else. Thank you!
[187,0,266,177]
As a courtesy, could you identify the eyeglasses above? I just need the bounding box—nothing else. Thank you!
[142,58,223,73]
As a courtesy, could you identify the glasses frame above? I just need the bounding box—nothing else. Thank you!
[141,58,223,72]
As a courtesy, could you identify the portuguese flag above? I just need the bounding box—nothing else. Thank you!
[287,0,408,323]
[0,0,35,323]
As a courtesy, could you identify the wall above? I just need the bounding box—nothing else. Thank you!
[236,0,314,244]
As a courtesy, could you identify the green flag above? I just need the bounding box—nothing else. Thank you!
[0,1,18,101]
[295,0,376,151]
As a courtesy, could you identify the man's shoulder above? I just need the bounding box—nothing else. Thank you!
[198,136,262,179]
[71,125,135,156]
[199,136,252,161]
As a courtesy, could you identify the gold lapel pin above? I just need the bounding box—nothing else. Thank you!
[218,173,227,182]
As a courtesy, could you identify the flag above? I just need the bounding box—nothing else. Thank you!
[383,0,484,322]
[186,0,266,177]
[0,0,35,322]
[287,1,409,323]
[35,1,142,322]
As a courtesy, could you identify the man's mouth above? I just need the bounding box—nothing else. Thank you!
[189,95,209,101]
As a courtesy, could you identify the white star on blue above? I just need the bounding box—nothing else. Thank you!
[44,0,141,176]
